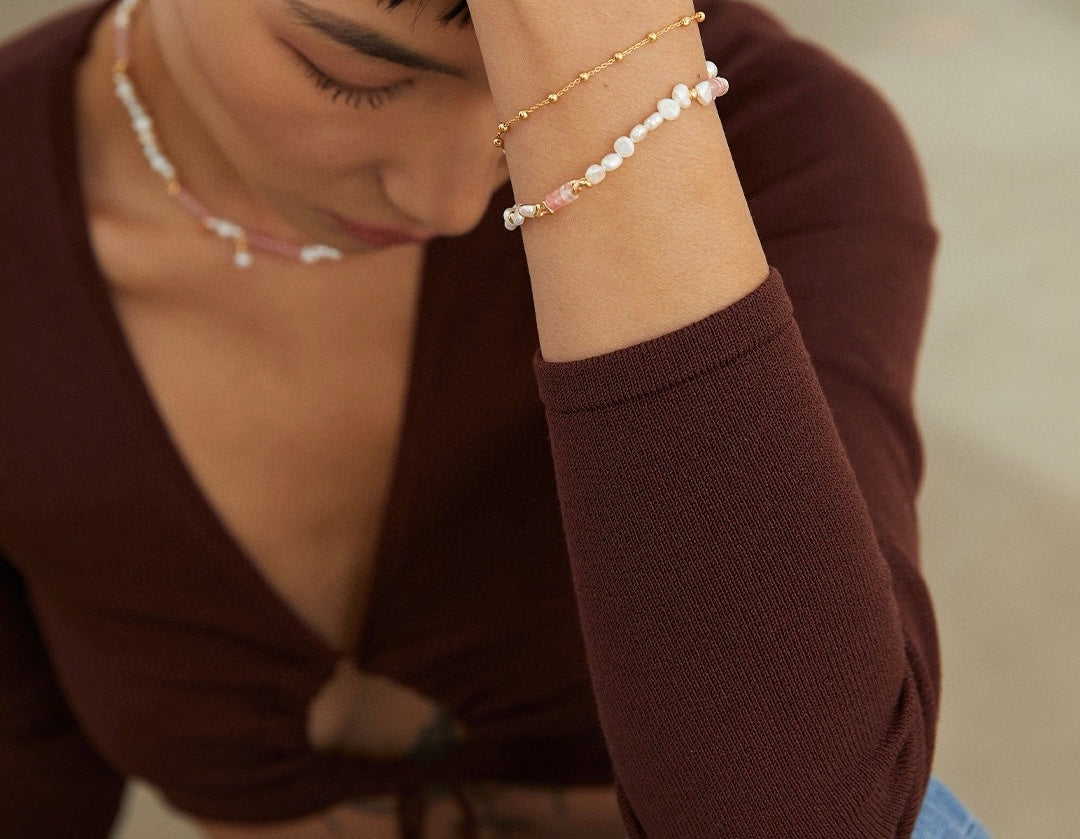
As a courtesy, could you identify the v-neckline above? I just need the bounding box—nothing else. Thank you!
[55,0,439,672]
[79,247,435,670]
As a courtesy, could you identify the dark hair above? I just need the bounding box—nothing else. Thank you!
[381,0,471,27]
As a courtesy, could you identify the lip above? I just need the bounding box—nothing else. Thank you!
[330,213,436,247]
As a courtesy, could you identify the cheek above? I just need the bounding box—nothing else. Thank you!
[243,102,398,180]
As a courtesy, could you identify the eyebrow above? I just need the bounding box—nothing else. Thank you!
[282,0,469,79]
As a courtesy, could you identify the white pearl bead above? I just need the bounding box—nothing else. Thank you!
[601,153,623,172]
[629,124,648,143]
[504,218,518,231]
[695,80,716,105]
[658,98,682,120]
[209,218,243,239]
[150,155,175,179]
[644,112,665,130]
[234,251,254,268]
[585,164,607,185]
[519,204,537,218]
[673,84,692,109]
[302,245,341,262]
[133,115,152,134]
[707,60,718,79]
[614,136,635,158]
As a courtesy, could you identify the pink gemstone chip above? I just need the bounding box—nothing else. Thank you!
[544,182,580,212]
[176,189,212,221]
[709,77,730,98]
[247,232,303,260]
[115,30,130,65]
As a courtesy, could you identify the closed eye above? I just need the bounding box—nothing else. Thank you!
[289,47,414,109]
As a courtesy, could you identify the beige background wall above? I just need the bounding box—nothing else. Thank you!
[3,1,1077,837]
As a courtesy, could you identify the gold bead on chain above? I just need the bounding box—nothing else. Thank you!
[492,11,706,151]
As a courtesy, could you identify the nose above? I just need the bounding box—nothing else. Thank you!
[382,94,507,237]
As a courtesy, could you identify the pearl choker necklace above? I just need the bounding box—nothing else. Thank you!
[111,0,343,268]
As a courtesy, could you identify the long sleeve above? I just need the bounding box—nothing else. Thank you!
[0,549,126,838]
[531,11,940,838]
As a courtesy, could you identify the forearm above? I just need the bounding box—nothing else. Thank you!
[472,4,938,835]
[468,0,768,362]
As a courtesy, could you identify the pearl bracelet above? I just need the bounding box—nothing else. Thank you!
[502,62,729,232]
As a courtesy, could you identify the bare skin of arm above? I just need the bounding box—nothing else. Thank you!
[323,6,766,829]
[194,4,766,836]
[466,0,769,363]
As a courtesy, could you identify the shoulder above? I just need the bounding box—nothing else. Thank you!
[699,0,935,236]
[1,3,116,364]
[0,2,105,87]
[0,3,109,271]
[0,2,109,169]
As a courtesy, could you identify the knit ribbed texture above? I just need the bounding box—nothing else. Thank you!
[533,268,791,413]
[535,302,931,837]
[1,0,939,836]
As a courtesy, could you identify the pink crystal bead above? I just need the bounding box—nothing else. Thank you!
[115,29,129,66]
[248,232,304,260]
[544,182,580,212]
[709,77,730,98]
[176,189,212,221]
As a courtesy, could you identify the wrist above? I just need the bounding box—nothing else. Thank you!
[469,1,703,114]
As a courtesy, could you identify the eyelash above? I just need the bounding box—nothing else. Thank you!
[295,53,413,109]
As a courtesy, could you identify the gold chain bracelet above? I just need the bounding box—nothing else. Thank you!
[493,11,706,151]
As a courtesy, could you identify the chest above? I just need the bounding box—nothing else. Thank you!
[110,278,420,653]
[72,0,422,676]
[91,221,457,760]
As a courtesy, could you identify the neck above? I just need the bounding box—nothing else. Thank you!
[78,4,428,286]
[123,1,276,233]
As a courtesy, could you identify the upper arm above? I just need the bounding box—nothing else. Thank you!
[1,549,126,839]
[722,15,942,724]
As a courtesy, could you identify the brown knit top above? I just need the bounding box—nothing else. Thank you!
[0,1,940,837]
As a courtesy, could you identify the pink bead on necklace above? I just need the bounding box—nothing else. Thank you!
[111,0,342,269]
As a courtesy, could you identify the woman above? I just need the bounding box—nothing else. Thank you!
[0,0,989,837]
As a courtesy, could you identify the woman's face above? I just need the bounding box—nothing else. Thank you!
[148,0,507,249]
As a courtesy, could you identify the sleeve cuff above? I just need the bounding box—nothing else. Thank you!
[532,266,792,414]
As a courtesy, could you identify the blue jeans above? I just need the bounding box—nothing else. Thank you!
[912,776,992,838]
[617,775,990,838]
